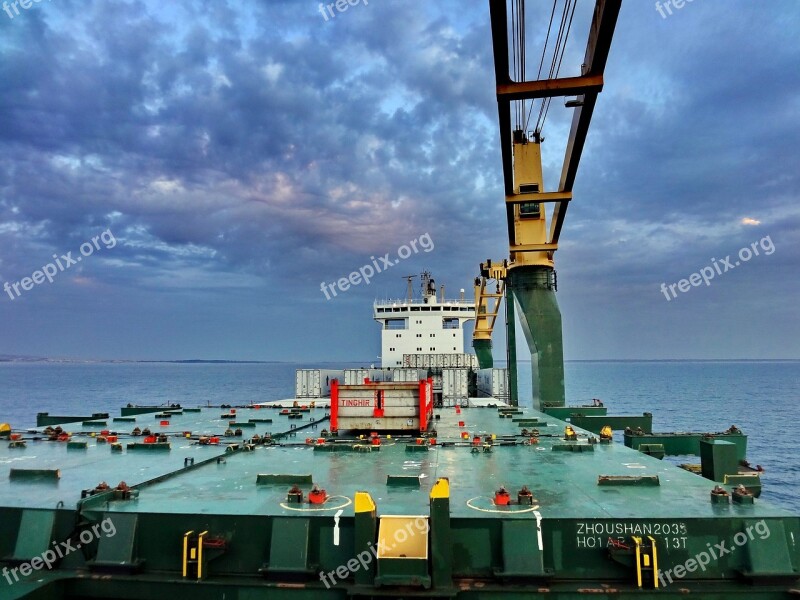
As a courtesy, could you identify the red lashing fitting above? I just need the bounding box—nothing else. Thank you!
[494,488,511,506]
[308,487,328,505]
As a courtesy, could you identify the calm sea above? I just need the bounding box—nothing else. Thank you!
[1,360,797,511]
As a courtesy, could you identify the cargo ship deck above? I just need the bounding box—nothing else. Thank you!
[0,404,791,521]
[2,403,797,599]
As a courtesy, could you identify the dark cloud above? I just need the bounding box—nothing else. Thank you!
[0,0,797,360]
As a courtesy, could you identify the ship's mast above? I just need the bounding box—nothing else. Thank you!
[402,275,416,302]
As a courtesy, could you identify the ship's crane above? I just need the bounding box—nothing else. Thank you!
[474,0,621,408]
[472,259,507,369]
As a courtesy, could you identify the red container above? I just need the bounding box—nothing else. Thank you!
[100,429,110,436]
[160,420,169,426]
[231,409,236,414]
[106,435,118,443]
[10,433,21,441]
[143,435,157,444]
[458,421,465,427]
[209,436,220,444]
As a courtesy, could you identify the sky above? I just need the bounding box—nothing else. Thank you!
[0,0,797,362]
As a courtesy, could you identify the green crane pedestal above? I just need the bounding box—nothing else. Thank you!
[507,266,565,410]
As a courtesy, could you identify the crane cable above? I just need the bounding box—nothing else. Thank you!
[512,0,577,136]
[534,0,570,133]
[524,0,557,134]
[536,0,577,133]
[510,0,526,130]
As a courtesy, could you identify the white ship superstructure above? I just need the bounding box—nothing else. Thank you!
[373,272,476,368]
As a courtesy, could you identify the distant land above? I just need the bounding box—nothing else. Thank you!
[0,355,796,364]
[0,355,280,364]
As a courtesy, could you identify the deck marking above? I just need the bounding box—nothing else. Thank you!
[466,496,540,514]
[279,496,352,512]
[333,509,343,546]
[534,510,544,550]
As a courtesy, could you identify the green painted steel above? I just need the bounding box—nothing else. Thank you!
[724,474,762,497]
[1,404,799,598]
[570,413,654,434]
[625,431,747,460]
[498,519,546,577]
[256,474,313,485]
[10,510,56,562]
[36,412,109,427]
[90,513,141,572]
[472,338,493,369]
[8,468,60,481]
[429,490,452,588]
[120,406,180,417]
[700,439,739,482]
[507,267,565,409]
[269,517,311,573]
[638,443,666,460]
[543,405,608,419]
[505,283,519,406]
[353,496,377,586]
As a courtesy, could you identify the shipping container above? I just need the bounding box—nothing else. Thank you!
[476,368,508,399]
[343,368,390,385]
[431,373,443,392]
[295,369,343,398]
[442,368,469,401]
[402,353,478,369]
[391,368,427,382]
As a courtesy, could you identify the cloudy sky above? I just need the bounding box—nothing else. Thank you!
[0,0,797,361]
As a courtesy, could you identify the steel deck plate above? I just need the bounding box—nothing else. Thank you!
[1,405,790,521]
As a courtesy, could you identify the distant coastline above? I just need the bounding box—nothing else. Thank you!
[0,355,797,364]
[0,355,282,364]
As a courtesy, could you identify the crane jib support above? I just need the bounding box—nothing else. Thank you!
[488,0,621,245]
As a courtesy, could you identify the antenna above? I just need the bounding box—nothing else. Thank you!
[402,275,416,301]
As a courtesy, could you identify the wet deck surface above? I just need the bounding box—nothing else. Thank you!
[0,404,790,520]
